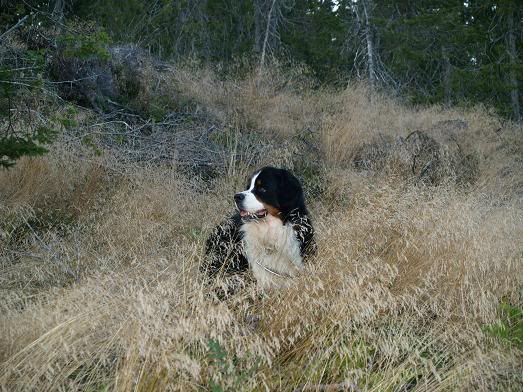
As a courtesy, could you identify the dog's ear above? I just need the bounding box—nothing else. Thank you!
[277,169,303,211]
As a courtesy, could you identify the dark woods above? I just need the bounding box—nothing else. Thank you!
[1,0,522,120]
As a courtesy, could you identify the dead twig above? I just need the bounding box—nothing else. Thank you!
[293,380,361,392]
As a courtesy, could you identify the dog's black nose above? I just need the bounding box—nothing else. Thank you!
[234,193,245,202]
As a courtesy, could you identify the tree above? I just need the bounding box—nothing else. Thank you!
[504,0,521,121]
[460,0,522,120]
[280,1,349,83]
[337,0,397,91]
[4,0,519,122]
[360,0,377,89]
[0,3,59,168]
[254,0,294,72]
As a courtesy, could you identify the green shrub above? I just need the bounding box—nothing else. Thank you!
[0,48,59,168]
[206,339,260,391]
[58,28,111,61]
[484,302,523,348]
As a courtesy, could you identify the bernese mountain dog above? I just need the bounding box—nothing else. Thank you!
[203,167,316,290]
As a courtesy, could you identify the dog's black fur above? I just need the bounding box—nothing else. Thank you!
[203,167,316,281]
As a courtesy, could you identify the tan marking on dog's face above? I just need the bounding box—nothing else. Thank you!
[263,203,281,219]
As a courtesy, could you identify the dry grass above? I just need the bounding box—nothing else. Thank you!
[1,66,522,391]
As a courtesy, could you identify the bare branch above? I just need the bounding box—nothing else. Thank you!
[0,14,30,41]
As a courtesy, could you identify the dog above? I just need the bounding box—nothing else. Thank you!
[203,167,316,290]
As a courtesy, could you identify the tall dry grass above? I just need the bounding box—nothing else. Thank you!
[1,65,522,391]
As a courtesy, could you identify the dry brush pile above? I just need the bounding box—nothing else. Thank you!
[1,65,522,391]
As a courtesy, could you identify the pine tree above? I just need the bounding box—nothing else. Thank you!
[1,1,59,168]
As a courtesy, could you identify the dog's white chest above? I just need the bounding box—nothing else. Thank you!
[240,216,303,289]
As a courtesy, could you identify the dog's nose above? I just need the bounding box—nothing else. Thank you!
[234,193,245,202]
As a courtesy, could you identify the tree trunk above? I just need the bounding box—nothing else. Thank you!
[507,6,520,121]
[52,0,65,21]
[198,0,211,61]
[362,0,375,90]
[442,46,452,107]
[254,0,264,54]
[259,0,277,71]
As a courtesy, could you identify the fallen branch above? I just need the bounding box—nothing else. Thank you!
[293,380,361,392]
[0,15,29,41]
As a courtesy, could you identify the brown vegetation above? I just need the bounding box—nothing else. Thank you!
[1,66,522,391]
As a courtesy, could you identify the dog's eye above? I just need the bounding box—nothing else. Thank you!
[258,187,267,193]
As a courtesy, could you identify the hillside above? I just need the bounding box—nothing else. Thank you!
[1,51,522,391]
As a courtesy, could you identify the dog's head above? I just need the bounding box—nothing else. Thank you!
[234,167,305,221]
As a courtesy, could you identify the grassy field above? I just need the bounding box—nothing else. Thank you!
[1,66,522,391]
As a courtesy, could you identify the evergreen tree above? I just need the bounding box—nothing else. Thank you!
[281,0,348,82]
[1,0,59,168]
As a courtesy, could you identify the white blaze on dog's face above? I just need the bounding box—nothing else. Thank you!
[234,167,304,220]
[234,171,267,219]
